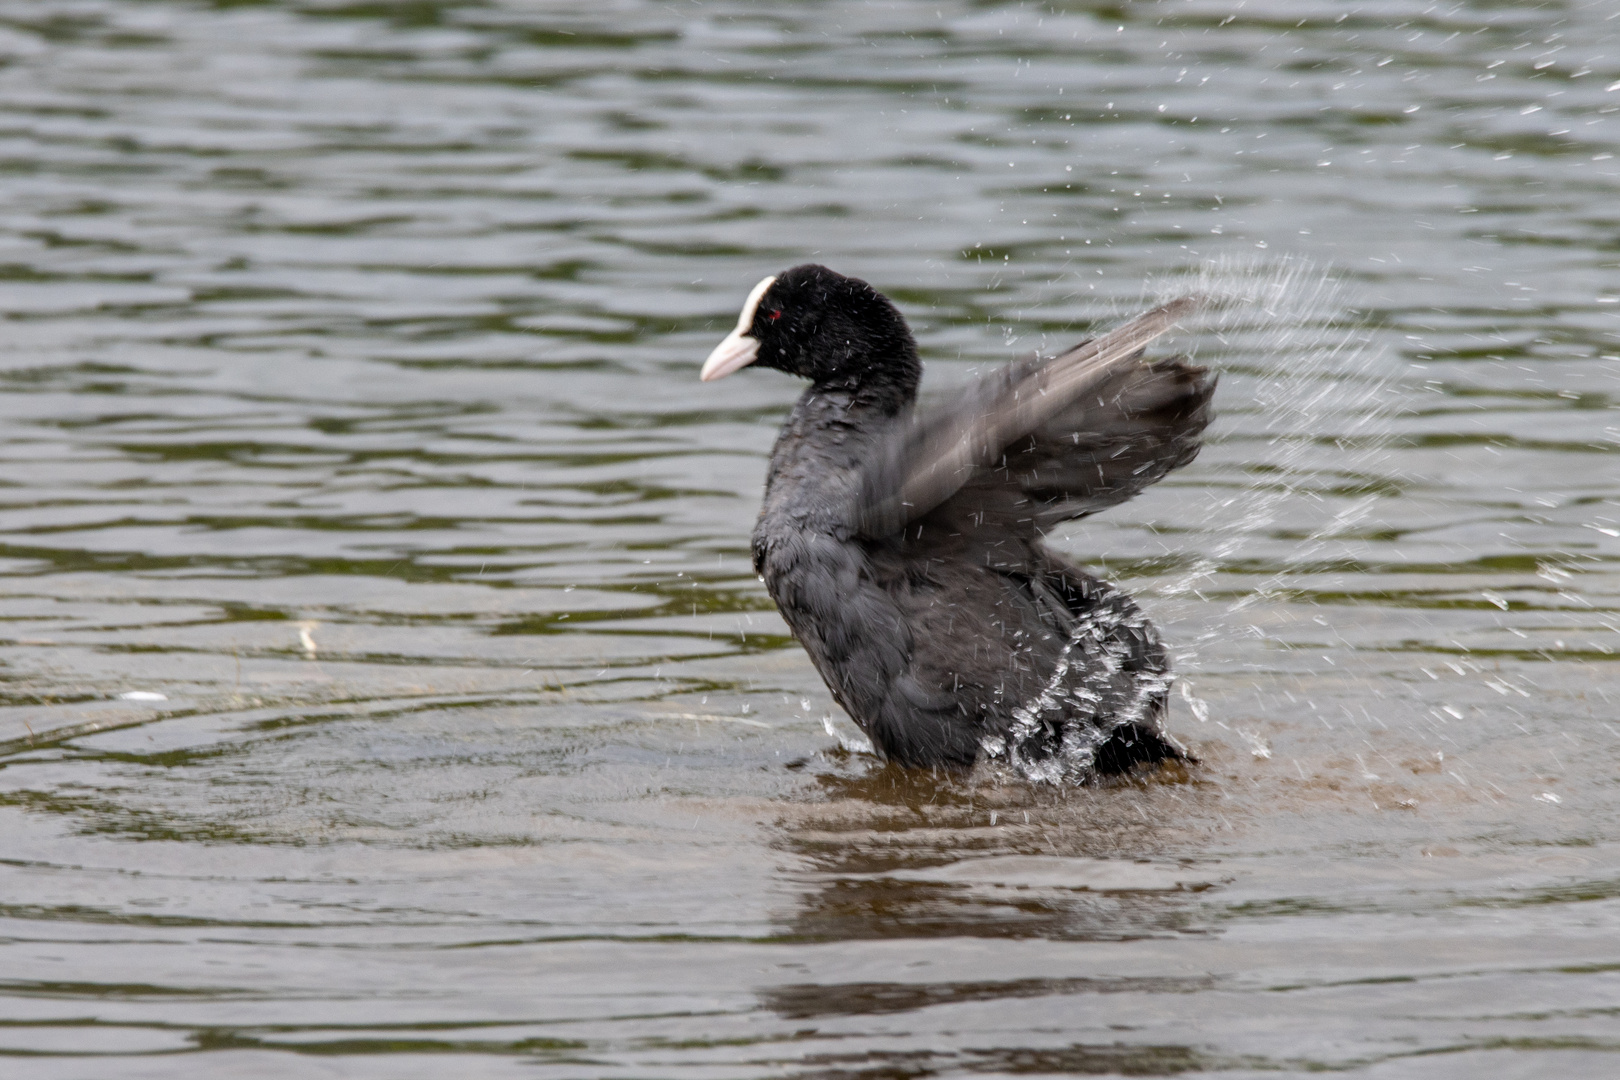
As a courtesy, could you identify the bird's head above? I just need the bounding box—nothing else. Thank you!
[700,264,919,401]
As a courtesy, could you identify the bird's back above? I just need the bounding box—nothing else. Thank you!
[857,527,1176,777]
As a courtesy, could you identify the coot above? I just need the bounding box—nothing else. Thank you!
[701,265,1214,781]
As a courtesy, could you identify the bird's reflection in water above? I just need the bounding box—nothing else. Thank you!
[757,760,1231,1077]
[780,1042,1222,1080]
[771,757,1222,944]
[764,972,1217,1021]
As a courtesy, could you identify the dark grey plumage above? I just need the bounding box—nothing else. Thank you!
[703,264,1215,780]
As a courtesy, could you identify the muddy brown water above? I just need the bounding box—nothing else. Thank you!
[0,1,1617,1076]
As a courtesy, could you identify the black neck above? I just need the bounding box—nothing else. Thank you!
[813,345,920,416]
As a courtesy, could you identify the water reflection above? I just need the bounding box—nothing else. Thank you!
[769,763,1221,944]
[763,973,1218,1021]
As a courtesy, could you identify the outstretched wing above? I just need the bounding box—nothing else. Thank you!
[852,296,1214,540]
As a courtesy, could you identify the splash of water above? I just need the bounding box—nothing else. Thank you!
[1147,257,1399,718]
[979,597,1174,784]
[989,257,1400,781]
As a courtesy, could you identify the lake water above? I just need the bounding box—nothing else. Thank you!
[1,1,1617,1076]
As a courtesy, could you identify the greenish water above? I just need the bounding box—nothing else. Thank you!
[0,1,1616,1076]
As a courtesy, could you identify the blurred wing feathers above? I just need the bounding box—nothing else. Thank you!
[853,295,1212,538]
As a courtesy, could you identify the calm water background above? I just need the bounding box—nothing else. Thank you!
[1,1,1617,1076]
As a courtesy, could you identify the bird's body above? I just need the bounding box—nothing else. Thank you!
[702,265,1214,781]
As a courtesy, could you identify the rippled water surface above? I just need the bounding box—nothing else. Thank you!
[2,1,1618,1075]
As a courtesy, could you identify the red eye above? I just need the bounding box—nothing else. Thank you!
[768,309,782,321]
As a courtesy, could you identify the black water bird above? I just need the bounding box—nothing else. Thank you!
[701,265,1214,781]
